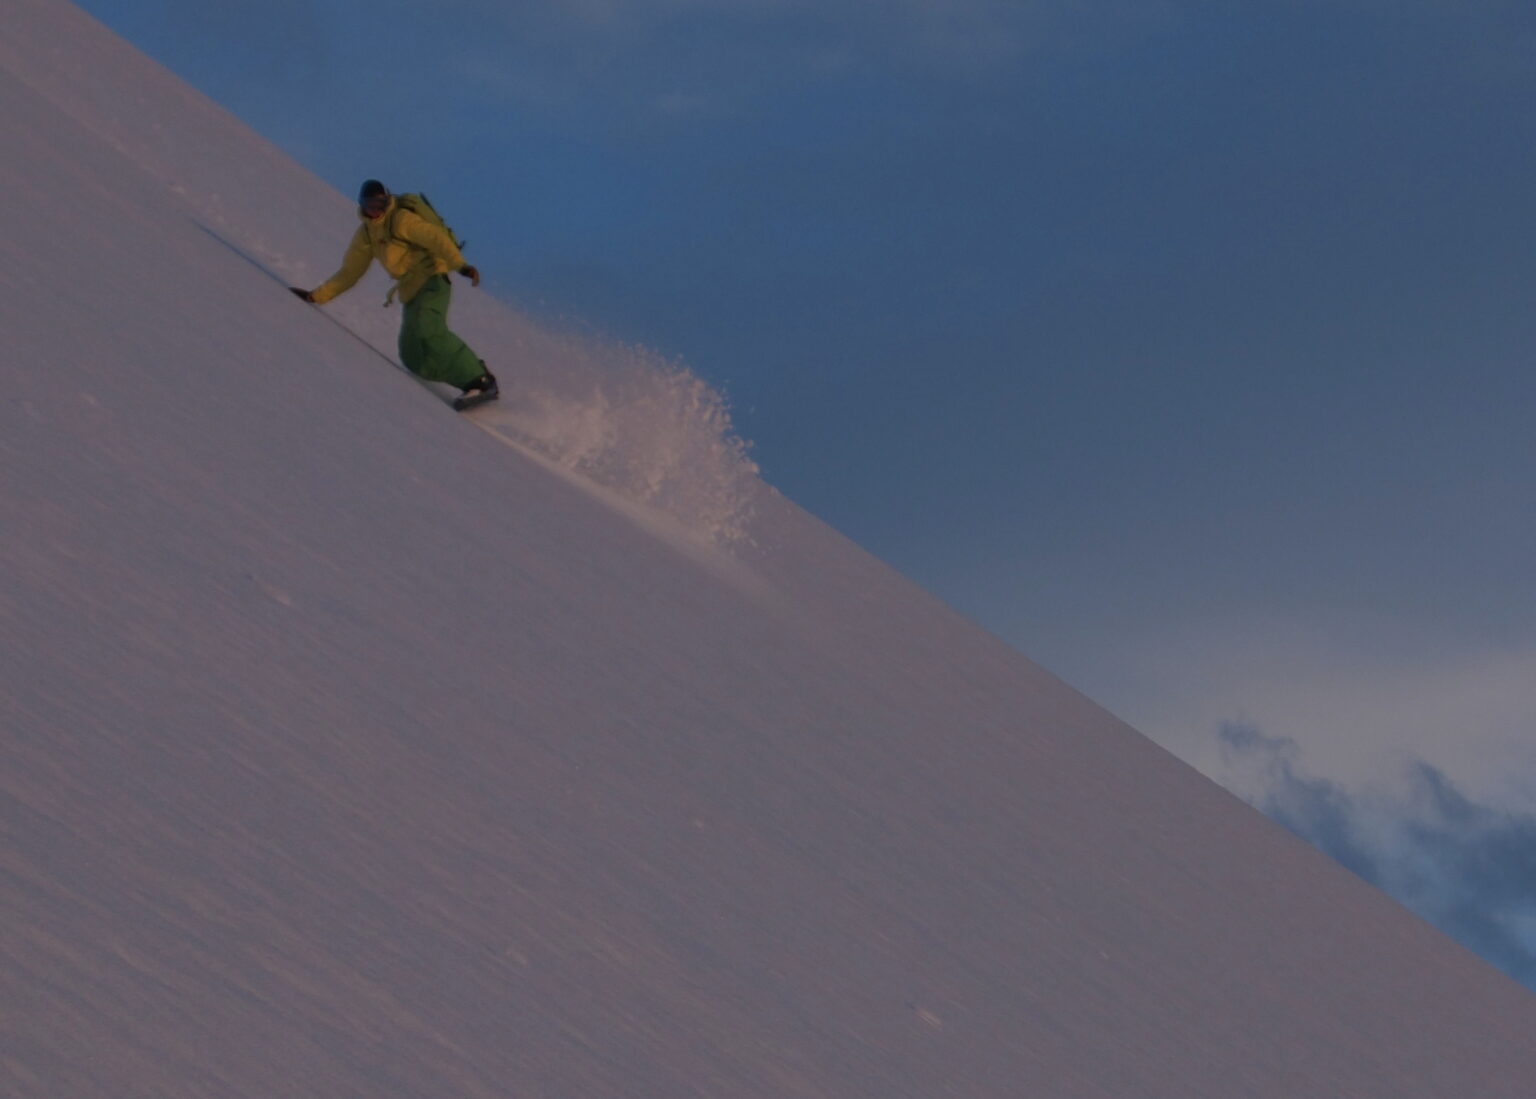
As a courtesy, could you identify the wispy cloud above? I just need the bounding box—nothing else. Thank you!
[446,0,1178,117]
[1221,723,1536,988]
[1097,619,1536,803]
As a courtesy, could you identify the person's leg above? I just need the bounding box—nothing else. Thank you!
[397,276,485,388]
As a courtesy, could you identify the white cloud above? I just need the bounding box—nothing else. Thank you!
[1106,616,1536,807]
[1220,722,1536,988]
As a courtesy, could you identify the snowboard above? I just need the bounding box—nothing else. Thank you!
[452,391,499,413]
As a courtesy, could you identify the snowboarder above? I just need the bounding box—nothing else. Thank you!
[290,179,498,408]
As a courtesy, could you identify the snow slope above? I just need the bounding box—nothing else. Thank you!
[3,1,1535,1096]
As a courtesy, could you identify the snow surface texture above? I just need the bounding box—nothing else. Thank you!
[4,2,1536,1096]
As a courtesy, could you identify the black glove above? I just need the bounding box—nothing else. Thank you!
[289,287,316,303]
[459,265,480,288]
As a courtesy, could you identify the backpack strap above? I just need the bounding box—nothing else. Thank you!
[385,199,413,248]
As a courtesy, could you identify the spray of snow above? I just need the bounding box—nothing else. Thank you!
[464,322,761,549]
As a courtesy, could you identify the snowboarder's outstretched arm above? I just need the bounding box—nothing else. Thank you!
[305,226,374,305]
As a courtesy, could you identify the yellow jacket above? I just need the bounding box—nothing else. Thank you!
[311,197,468,306]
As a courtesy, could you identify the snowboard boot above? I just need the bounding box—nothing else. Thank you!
[453,367,500,411]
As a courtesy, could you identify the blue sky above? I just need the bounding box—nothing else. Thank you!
[76,0,1536,974]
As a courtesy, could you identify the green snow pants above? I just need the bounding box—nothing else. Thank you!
[398,275,484,388]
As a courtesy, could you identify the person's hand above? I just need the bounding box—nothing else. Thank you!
[460,265,480,288]
[289,287,316,303]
